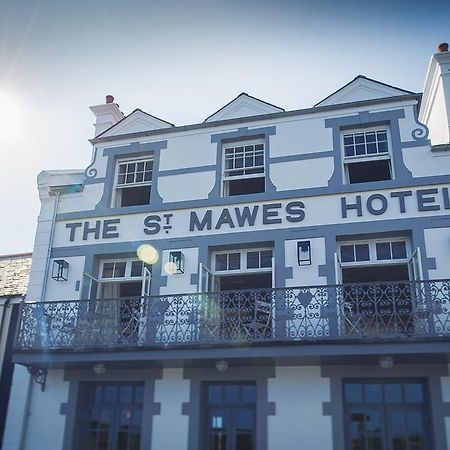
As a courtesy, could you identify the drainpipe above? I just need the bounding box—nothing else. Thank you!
[40,189,60,302]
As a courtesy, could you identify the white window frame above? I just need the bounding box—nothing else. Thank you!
[112,156,154,207]
[221,139,265,196]
[99,258,147,281]
[338,238,410,267]
[341,126,394,184]
[211,247,273,275]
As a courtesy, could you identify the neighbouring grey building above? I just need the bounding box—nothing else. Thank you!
[3,44,450,450]
[0,253,31,450]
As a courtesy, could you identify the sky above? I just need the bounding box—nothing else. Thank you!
[0,0,449,255]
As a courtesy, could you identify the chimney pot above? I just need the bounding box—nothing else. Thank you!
[438,43,449,53]
[105,95,115,104]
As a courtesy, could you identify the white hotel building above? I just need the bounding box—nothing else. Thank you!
[3,45,450,450]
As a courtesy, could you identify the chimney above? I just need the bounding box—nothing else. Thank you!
[89,95,125,137]
[419,43,450,146]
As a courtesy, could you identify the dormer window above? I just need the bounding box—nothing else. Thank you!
[114,157,153,207]
[222,140,265,196]
[342,128,393,184]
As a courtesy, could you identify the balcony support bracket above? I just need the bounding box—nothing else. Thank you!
[27,365,47,392]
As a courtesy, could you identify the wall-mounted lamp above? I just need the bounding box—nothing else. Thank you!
[297,241,311,266]
[52,259,69,281]
[93,363,106,375]
[168,251,185,274]
[379,356,394,370]
[215,360,228,372]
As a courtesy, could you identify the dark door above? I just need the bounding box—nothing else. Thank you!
[205,383,257,450]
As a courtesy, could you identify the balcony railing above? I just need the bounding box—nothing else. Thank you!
[14,279,450,351]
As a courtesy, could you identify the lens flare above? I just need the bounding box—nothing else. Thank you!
[137,244,159,265]
[164,261,178,275]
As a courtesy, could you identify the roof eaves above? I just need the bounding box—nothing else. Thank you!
[90,93,421,145]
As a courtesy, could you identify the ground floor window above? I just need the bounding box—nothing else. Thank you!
[80,383,144,450]
[344,379,430,450]
[205,382,257,450]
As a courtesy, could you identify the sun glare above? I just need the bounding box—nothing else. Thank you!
[0,91,20,139]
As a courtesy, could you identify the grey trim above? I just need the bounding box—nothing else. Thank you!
[13,340,450,366]
[183,365,275,450]
[208,126,277,199]
[55,176,450,221]
[94,140,167,213]
[269,150,334,164]
[325,109,412,189]
[314,75,417,107]
[90,94,421,145]
[84,147,98,179]
[321,363,450,450]
[61,367,162,450]
[158,165,216,177]
[203,92,284,123]
[50,214,450,297]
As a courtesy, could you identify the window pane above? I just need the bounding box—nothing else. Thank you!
[208,385,223,403]
[367,142,377,154]
[224,385,240,403]
[344,145,355,157]
[355,134,365,144]
[364,384,382,402]
[235,409,253,430]
[384,384,402,403]
[241,385,257,403]
[355,144,366,155]
[392,242,407,259]
[344,135,354,145]
[134,386,144,403]
[389,411,408,450]
[130,261,143,277]
[404,384,423,403]
[376,242,391,260]
[228,253,241,270]
[126,173,134,184]
[114,262,126,278]
[118,174,126,185]
[247,252,259,269]
[102,263,114,278]
[355,244,369,261]
[136,162,144,171]
[345,383,363,403]
[118,164,127,174]
[216,254,227,271]
[341,245,355,263]
[119,386,133,403]
[366,132,376,143]
[260,250,272,268]
[104,386,117,403]
[377,141,388,153]
[135,172,144,182]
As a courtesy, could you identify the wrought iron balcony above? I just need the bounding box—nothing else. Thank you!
[14,279,450,352]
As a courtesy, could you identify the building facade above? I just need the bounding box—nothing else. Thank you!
[4,46,450,450]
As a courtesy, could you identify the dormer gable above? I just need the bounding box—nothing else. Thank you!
[204,93,284,123]
[98,109,174,138]
[315,75,415,107]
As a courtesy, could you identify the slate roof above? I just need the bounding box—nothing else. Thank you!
[0,253,32,297]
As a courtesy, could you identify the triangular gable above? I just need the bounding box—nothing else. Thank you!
[315,76,415,107]
[204,93,284,122]
[99,109,174,138]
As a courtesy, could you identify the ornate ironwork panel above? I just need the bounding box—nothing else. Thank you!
[14,280,450,351]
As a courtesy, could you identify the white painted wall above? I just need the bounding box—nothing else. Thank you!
[22,369,69,450]
[44,256,85,301]
[2,365,31,450]
[270,118,333,157]
[158,171,216,202]
[403,145,450,177]
[268,366,332,450]
[159,133,216,171]
[58,184,104,213]
[285,238,327,287]
[159,248,198,296]
[271,158,334,190]
[424,227,450,280]
[151,368,190,450]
